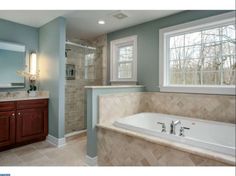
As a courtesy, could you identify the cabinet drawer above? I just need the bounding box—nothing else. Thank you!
[16,99,48,109]
[0,101,15,112]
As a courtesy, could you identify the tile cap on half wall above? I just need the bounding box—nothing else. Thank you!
[85,85,144,89]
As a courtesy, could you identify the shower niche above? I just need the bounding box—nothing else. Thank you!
[66,64,76,80]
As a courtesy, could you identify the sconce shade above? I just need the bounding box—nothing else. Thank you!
[30,52,37,75]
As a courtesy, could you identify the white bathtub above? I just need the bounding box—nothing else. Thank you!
[113,113,236,157]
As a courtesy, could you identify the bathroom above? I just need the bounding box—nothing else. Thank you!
[0,5,235,176]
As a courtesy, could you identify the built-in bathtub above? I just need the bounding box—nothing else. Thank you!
[113,112,236,157]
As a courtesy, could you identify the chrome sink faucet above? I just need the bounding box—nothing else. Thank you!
[170,120,181,135]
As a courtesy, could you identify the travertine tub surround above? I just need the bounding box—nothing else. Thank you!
[97,92,235,166]
[0,91,49,102]
[97,126,232,166]
[99,92,235,124]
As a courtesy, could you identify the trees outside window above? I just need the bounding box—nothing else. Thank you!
[159,12,235,95]
[169,25,235,86]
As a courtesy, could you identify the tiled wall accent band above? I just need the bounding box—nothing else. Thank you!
[99,92,236,124]
[97,127,229,166]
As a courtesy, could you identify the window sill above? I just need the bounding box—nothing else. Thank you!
[159,85,235,95]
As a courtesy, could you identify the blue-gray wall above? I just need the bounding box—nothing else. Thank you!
[0,18,39,91]
[107,10,231,92]
[39,17,66,139]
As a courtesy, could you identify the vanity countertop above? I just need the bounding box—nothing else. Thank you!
[0,91,49,102]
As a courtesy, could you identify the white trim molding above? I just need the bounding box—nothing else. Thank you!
[46,135,66,148]
[159,12,236,95]
[110,35,138,83]
[86,155,97,166]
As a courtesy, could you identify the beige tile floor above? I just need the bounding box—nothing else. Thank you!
[0,134,87,166]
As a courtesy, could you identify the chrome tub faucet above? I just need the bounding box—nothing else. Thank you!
[157,122,166,132]
[170,120,181,135]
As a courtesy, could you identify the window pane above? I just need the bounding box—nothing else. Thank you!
[118,45,133,61]
[223,70,236,85]
[170,48,184,60]
[170,35,184,48]
[222,42,235,56]
[223,56,236,85]
[169,72,183,85]
[185,32,201,46]
[167,22,236,86]
[203,45,220,57]
[202,27,220,44]
[118,63,132,79]
[185,71,199,85]
[185,46,201,59]
[202,71,221,85]
[203,57,220,72]
[222,25,235,41]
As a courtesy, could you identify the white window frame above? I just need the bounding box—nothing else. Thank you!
[110,35,137,83]
[159,12,236,95]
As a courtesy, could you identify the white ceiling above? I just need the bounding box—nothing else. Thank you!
[0,10,71,27]
[0,10,181,40]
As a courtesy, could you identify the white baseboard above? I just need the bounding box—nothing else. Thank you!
[46,135,66,148]
[64,130,87,138]
[86,155,97,166]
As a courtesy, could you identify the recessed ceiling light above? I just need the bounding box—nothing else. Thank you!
[98,20,105,25]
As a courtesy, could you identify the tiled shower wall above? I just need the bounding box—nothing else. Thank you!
[65,35,107,134]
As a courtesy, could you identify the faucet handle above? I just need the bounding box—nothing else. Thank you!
[157,122,166,132]
[179,126,190,137]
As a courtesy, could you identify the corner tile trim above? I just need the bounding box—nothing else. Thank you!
[46,135,66,148]
[86,155,98,166]
[64,130,87,138]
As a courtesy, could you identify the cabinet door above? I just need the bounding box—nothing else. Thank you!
[16,108,48,143]
[0,111,15,147]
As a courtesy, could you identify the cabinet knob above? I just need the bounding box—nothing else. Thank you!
[18,112,21,116]
[12,113,15,117]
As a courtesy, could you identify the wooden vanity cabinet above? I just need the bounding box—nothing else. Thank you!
[0,111,15,148]
[0,99,48,150]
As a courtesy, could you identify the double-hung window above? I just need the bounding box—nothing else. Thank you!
[110,35,137,83]
[159,12,235,95]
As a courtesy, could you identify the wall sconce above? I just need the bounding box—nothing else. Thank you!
[29,52,37,80]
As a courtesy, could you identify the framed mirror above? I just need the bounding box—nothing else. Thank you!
[0,41,26,88]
